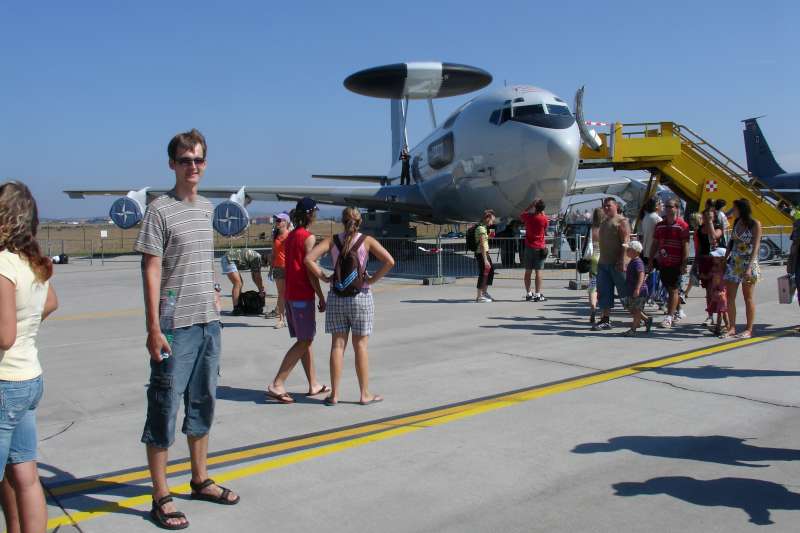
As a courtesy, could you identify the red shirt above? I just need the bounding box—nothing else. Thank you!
[653,217,689,267]
[521,212,548,249]
[285,227,315,301]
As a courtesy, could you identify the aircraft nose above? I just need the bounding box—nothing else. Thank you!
[546,129,580,168]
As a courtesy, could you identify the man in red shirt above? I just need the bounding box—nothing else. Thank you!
[648,199,689,328]
[266,198,330,403]
[520,199,549,301]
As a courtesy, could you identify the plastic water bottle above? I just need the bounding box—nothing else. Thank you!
[159,290,176,360]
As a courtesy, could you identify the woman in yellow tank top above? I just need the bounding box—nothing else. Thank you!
[0,182,58,533]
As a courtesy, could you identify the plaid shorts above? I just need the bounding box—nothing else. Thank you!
[325,290,374,336]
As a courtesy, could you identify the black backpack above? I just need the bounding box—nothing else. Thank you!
[332,234,368,297]
[238,290,265,315]
[466,224,480,252]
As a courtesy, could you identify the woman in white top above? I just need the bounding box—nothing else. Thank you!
[0,182,58,533]
[305,207,394,406]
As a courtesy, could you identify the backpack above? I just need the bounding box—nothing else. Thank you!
[238,290,265,315]
[466,224,480,252]
[332,234,368,297]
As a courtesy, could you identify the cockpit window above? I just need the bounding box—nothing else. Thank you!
[512,104,545,121]
[546,104,572,116]
[489,109,501,125]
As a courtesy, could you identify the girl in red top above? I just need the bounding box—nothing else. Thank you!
[266,198,330,404]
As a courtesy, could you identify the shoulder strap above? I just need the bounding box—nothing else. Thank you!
[333,234,343,251]
[351,234,367,252]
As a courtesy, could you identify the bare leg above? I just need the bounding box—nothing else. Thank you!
[353,335,381,403]
[589,290,597,312]
[299,343,323,395]
[726,281,739,335]
[1,475,21,533]
[146,444,188,528]
[188,435,237,502]
[741,282,756,335]
[535,269,543,295]
[524,269,532,294]
[4,462,46,533]
[667,288,679,316]
[270,340,312,394]
[328,333,349,403]
[226,271,242,308]
[275,279,286,323]
[631,308,642,330]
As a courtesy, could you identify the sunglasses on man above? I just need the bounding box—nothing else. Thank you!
[175,157,206,167]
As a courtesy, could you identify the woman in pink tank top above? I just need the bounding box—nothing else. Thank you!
[305,207,395,406]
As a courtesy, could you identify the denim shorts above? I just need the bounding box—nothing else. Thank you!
[596,263,627,310]
[0,375,44,476]
[141,321,221,449]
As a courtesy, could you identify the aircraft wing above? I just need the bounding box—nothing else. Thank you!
[65,184,434,218]
[569,176,648,197]
[312,174,392,185]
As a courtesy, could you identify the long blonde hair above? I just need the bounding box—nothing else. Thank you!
[0,181,52,283]
[340,207,362,252]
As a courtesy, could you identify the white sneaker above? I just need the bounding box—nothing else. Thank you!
[483,293,495,301]
[661,316,674,328]
[674,309,686,322]
[476,296,492,303]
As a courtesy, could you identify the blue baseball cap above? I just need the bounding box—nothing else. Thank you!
[296,197,318,213]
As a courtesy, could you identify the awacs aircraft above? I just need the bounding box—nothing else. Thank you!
[743,117,800,205]
[65,62,606,235]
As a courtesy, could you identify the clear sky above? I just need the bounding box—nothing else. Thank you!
[1,0,796,218]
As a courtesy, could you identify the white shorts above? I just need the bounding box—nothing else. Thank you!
[221,255,238,274]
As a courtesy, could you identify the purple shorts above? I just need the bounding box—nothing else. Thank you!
[285,299,316,340]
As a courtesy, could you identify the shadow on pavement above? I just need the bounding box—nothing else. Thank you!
[217,385,328,405]
[612,476,800,525]
[636,365,800,380]
[39,463,150,522]
[572,435,800,467]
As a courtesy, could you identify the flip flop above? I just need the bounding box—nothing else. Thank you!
[265,388,294,404]
[306,385,331,397]
[359,396,383,406]
[735,331,753,339]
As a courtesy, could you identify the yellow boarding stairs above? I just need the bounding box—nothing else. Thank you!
[579,122,793,228]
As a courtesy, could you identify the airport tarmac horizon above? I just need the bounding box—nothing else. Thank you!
[29,258,800,532]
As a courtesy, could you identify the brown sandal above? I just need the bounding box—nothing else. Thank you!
[190,478,240,505]
[151,495,189,530]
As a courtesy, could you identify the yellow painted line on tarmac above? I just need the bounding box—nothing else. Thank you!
[43,330,792,530]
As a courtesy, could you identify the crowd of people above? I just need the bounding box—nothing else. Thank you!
[0,127,798,531]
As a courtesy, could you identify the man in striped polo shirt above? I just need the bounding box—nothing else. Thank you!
[648,199,690,329]
[135,129,239,530]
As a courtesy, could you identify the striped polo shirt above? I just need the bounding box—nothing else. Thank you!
[134,191,218,328]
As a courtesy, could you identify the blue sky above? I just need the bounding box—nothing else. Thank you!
[1,0,796,218]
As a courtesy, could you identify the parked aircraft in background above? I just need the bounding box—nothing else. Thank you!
[66,62,609,235]
[743,117,800,205]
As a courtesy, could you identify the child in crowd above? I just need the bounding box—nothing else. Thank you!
[622,241,653,336]
[707,247,730,337]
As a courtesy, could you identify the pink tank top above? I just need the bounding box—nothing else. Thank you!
[330,232,369,270]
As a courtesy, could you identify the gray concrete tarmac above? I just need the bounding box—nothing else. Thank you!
[30,258,800,532]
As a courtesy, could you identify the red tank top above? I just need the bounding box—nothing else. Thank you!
[285,227,315,300]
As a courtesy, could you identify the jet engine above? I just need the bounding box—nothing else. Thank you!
[109,187,148,229]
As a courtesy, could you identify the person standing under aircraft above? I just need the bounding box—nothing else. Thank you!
[266,198,330,404]
[789,217,800,332]
[594,198,630,330]
[587,207,603,325]
[520,199,549,302]
[638,197,662,265]
[399,148,411,186]
[305,207,395,406]
[648,199,690,329]
[135,130,238,531]
[0,182,58,533]
[475,210,496,303]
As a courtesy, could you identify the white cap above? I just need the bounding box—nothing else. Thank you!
[623,241,643,253]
